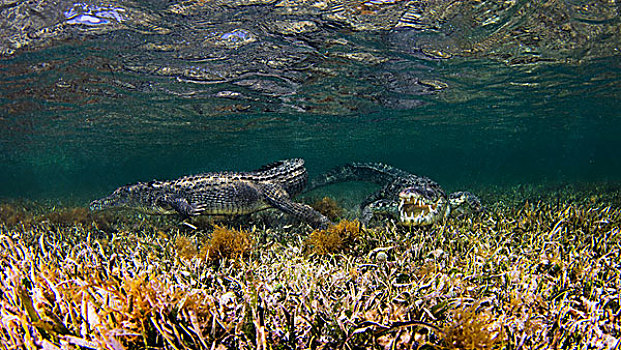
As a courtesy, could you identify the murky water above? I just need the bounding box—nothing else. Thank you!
[0,0,619,203]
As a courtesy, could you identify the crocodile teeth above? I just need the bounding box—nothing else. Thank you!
[398,194,442,225]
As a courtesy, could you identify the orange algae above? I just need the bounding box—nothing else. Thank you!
[201,225,254,261]
[174,226,254,261]
[43,207,92,227]
[304,219,363,255]
[442,304,505,349]
[0,203,33,227]
[175,234,199,259]
[310,196,344,221]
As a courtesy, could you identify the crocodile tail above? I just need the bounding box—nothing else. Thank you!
[308,162,411,190]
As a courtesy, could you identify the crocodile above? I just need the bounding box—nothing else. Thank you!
[90,158,331,228]
[308,162,482,226]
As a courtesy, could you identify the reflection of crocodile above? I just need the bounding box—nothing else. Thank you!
[309,162,482,226]
[90,159,330,228]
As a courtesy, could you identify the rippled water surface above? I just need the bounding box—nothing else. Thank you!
[0,0,619,201]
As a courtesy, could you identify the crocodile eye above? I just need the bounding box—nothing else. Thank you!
[423,187,436,199]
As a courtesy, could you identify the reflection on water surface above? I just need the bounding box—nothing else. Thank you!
[0,0,619,199]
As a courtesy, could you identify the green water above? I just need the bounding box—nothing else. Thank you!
[0,1,619,203]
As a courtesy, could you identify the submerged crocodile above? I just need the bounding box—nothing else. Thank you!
[90,159,330,228]
[308,162,482,226]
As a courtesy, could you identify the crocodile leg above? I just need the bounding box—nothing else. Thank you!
[160,196,201,218]
[261,183,331,229]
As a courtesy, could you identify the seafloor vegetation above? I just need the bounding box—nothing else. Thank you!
[1,184,620,349]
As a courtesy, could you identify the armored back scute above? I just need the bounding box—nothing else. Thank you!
[253,158,308,197]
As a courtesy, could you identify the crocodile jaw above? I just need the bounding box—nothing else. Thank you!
[90,195,176,215]
[397,190,446,226]
[89,196,120,211]
[89,183,176,215]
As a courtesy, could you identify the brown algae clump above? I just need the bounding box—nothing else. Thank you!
[201,225,254,261]
[174,234,200,259]
[310,196,344,221]
[0,203,33,227]
[442,304,505,349]
[304,219,363,255]
[174,226,254,261]
[41,207,92,227]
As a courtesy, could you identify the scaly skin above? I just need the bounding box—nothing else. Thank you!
[309,162,482,226]
[90,159,331,228]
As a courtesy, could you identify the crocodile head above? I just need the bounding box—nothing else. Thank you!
[89,182,175,214]
[397,185,448,226]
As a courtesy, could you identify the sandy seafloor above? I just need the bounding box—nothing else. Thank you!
[1,183,620,349]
